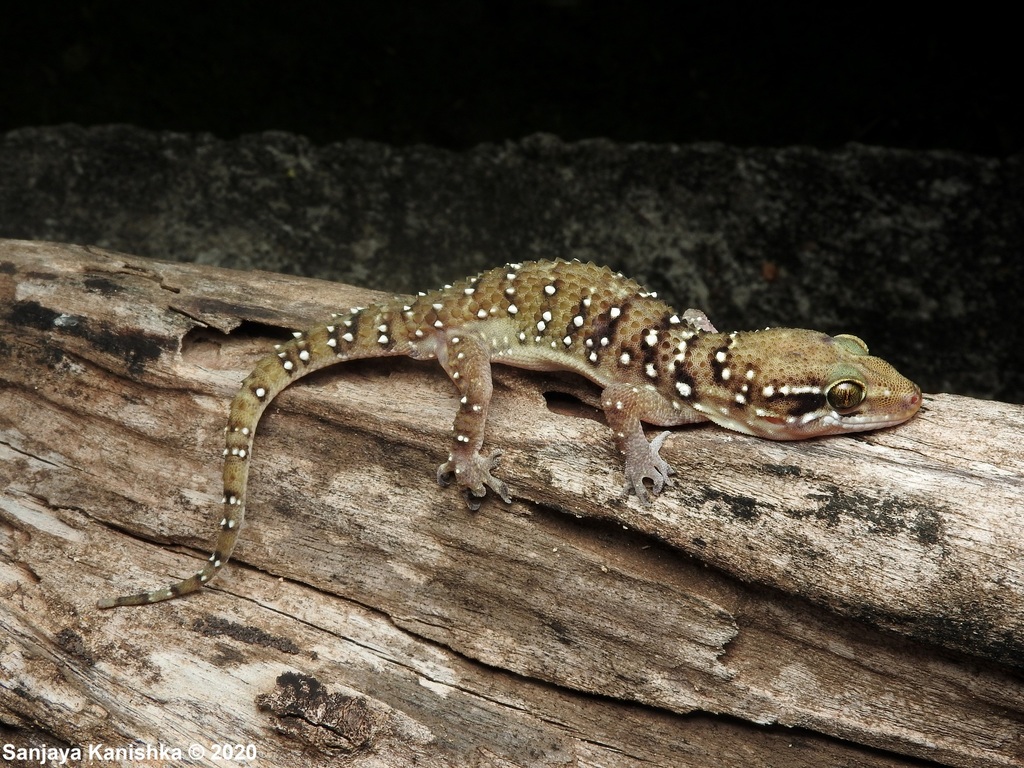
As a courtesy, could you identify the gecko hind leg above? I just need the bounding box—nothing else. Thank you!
[434,330,513,509]
[437,449,510,511]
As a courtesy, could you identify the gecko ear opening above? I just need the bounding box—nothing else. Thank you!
[832,334,870,356]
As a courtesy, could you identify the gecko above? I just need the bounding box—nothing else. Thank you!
[98,258,921,608]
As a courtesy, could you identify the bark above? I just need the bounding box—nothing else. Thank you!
[1,239,1021,767]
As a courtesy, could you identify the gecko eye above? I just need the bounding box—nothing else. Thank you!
[826,380,866,412]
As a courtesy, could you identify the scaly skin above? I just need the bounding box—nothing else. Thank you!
[98,259,921,608]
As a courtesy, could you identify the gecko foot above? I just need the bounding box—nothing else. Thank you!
[624,431,675,504]
[437,449,512,510]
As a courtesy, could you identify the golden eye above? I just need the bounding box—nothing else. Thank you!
[826,380,865,412]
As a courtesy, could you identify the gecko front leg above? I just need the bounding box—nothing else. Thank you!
[601,381,706,503]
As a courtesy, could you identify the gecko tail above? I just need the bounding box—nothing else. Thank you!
[97,498,245,609]
[96,565,217,609]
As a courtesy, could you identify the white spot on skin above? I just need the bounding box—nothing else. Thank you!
[327,338,337,347]
[299,350,310,361]
[619,352,631,365]
[780,384,822,395]
[342,332,354,342]
[746,368,755,380]
[477,308,488,319]
[583,297,592,308]
[508,304,519,315]
[645,363,657,378]
[378,334,389,344]
[763,385,775,397]
[505,287,516,295]
[573,315,584,327]
[716,350,728,363]
[255,387,266,398]
[465,287,475,295]
[645,330,658,346]
[292,331,303,339]
[676,381,692,397]
[563,336,573,346]
[537,320,547,331]
[432,303,443,311]
[721,367,731,381]
[414,329,424,338]
[589,351,598,363]
[434,320,444,328]
[542,311,553,322]
[545,284,556,295]
[282,360,294,371]
[610,307,621,319]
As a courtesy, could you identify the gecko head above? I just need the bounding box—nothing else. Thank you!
[692,329,922,440]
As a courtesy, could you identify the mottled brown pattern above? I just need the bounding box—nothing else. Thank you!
[99,259,920,608]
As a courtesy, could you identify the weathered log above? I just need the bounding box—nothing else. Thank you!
[1,239,1021,767]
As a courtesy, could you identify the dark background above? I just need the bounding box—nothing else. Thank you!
[2,2,1019,156]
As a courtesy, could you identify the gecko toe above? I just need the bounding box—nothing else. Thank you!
[438,449,512,508]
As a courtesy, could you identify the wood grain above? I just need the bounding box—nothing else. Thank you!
[1,239,1021,767]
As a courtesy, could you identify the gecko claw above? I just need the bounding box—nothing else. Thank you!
[624,431,675,504]
[437,449,512,509]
